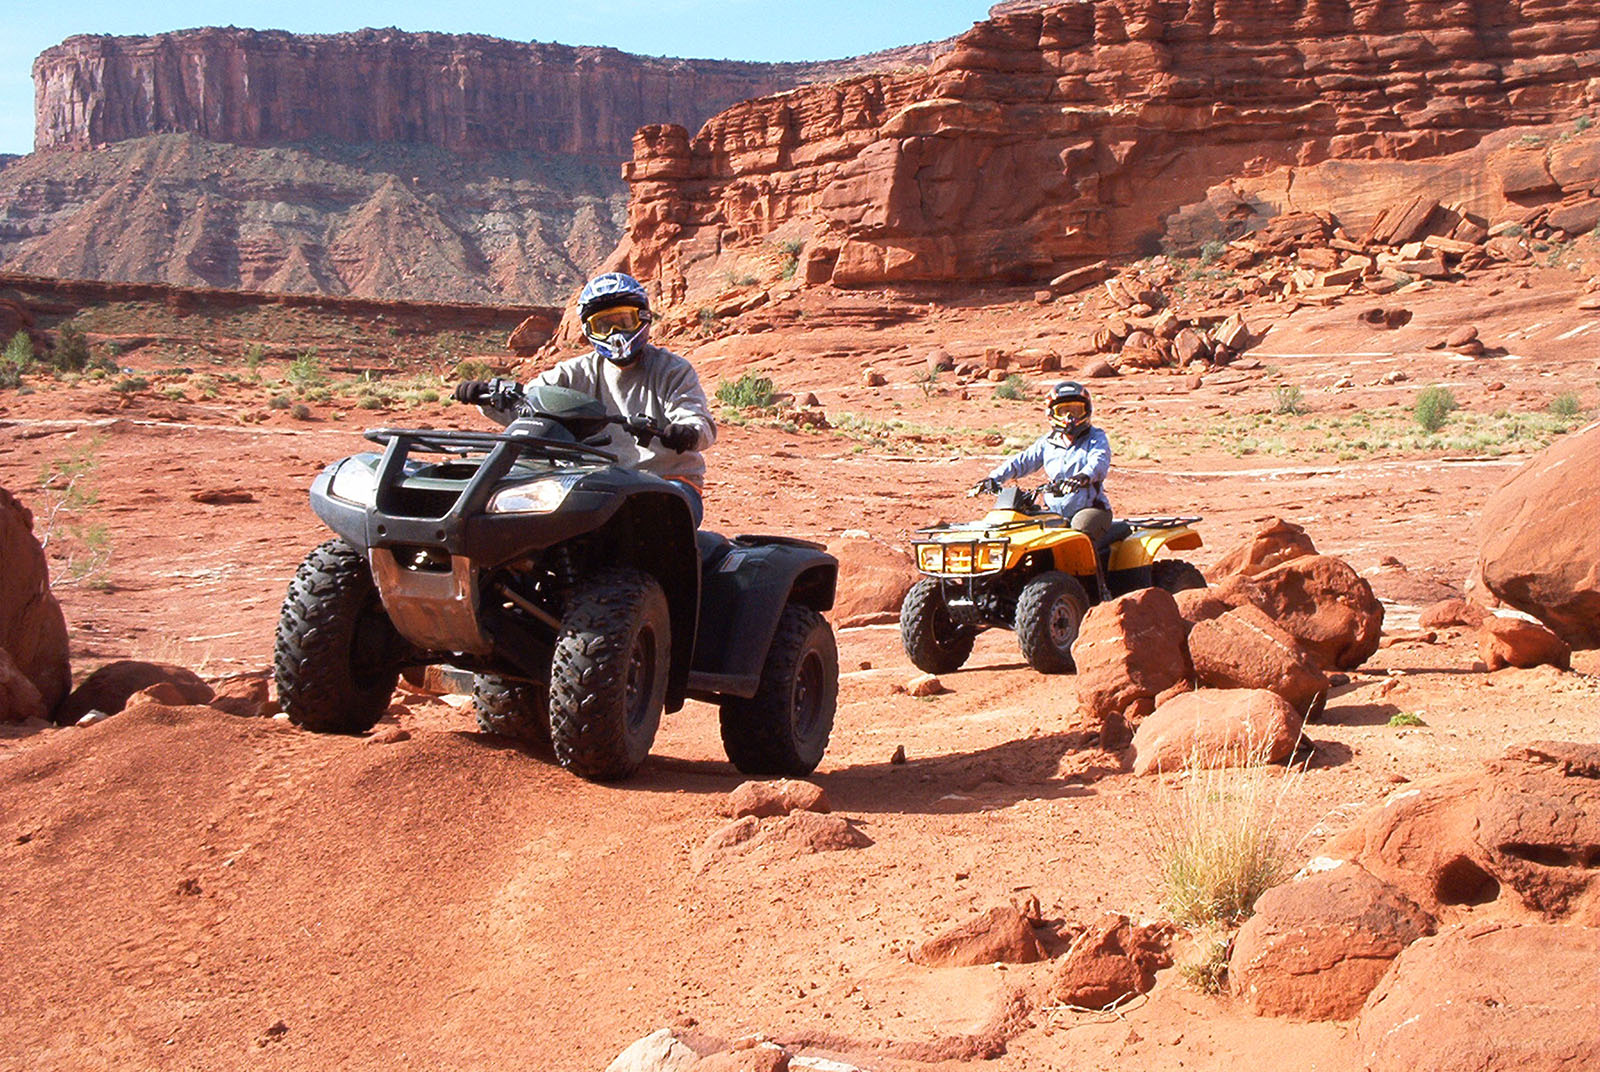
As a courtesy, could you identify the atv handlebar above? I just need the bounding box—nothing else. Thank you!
[969,475,1091,499]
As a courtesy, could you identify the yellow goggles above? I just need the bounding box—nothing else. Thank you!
[584,306,646,336]
[1050,399,1088,421]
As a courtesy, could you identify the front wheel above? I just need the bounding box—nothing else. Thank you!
[547,567,671,781]
[1152,559,1207,594]
[473,674,551,747]
[1015,571,1090,674]
[274,538,409,734]
[720,605,839,776]
[900,578,977,674]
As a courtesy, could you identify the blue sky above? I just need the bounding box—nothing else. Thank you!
[1,1,995,155]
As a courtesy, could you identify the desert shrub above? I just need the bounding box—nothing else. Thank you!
[286,351,324,390]
[697,307,719,333]
[776,237,804,280]
[1271,385,1306,415]
[1576,115,1594,133]
[243,343,265,374]
[1413,386,1458,432]
[454,358,493,382]
[419,389,440,404]
[357,395,384,410]
[110,375,148,394]
[37,436,111,588]
[1388,711,1425,727]
[715,372,777,410]
[189,374,218,399]
[1147,737,1297,927]
[993,374,1029,400]
[268,393,292,410]
[1199,239,1228,265]
[0,332,32,388]
[43,324,92,372]
[1549,391,1582,418]
[914,367,941,398]
[1177,930,1232,994]
[291,403,312,420]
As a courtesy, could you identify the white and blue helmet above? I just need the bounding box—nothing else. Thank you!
[578,272,652,365]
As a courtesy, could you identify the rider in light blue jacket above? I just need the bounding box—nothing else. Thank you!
[975,381,1112,545]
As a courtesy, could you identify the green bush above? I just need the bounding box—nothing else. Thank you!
[291,403,312,421]
[1,332,33,388]
[454,358,493,382]
[1272,385,1306,415]
[46,324,92,372]
[268,393,292,410]
[1388,712,1425,728]
[110,375,148,394]
[1549,391,1582,418]
[286,351,325,390]
[1199,239,1228,265]
[993,374,1029,401]
[715,373,777,410]
[1413,386,1458,432]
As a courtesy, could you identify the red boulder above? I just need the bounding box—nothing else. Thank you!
[1047,913,1172,1009]
[1476,420,1600,647]
[1355,921,1600,1072]
[1418,597,1488,629]
[0,487,71,718]
[1131,688,1303,775]
[912,905,1045,967]
[55,661,214,725]
[1478,614,1573,671]
[1211,554,1384,671]
[830,535,919,621]
[1208,517,1318,579]
[1230,861,1434,1020]
[1187,604,1329,714]
[1072,587,1191,743]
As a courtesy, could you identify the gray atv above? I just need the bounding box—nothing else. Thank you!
[273,380,839,782]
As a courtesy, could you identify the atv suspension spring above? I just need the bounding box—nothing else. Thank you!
[549,544,582,590]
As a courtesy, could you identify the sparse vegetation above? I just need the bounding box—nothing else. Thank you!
[1413,386,1459,432]
[37,436,112,588]
[913,367,941,398]
[268,393,292,410]
[1147,737,1298,928]
[291,403,313,420]
[697,307,719,334]
[1177,929,1232,994]
[993,374,1029,401]
[715,373,778,410]
[286,351,325,391]
[776,237,804,280]
[1388,711,1426,727]
[1199,239,1228,265]
[454,358,494,383]
[1271,385,1306,415]
[111,375,149,394]
[1548,391,1582,418]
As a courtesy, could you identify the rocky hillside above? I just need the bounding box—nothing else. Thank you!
[617,0,1600,298]
[1,28,951,304]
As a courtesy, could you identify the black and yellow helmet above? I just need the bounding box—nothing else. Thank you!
[1047,380,1092,436]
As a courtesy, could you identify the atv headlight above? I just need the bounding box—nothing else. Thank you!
[943,544,974,573]
[328,459,379,506]
[916,544,944,573]
[488,473,583,514]
[975,540,1007,573]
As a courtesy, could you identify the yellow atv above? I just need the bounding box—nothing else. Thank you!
[900,482,1205,674]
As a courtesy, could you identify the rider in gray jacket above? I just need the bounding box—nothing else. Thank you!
[976,381,1111,545]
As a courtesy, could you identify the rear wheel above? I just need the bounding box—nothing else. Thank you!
[720,605,838,776]
[473,674,551,747]
[547,567,670,781]
[1152,559,1207,594]
[900,578,977,674]
[274,539,408,734]
[1015,571,1090,674]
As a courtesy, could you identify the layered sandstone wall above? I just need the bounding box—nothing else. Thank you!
[33,27,950,157]
[621,0,1600,292]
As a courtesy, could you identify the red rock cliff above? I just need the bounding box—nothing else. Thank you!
[621,0,1600,292]
[33,27,950,157]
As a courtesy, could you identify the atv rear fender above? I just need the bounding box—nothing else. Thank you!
[1108,528,1203,571]
[688,536,837,701]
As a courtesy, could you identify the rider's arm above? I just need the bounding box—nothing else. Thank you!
[1075,428,1111,483]
[989,435,1048,484]
[658,361,717,451]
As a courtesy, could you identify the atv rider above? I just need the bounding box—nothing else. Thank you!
[976,381,1112,547]
[455,272,717,525]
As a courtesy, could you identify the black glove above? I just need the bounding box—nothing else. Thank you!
[624,414,666,446]
[658,422,700,453]
[974,477,1002,495]
[453,379,492,405]
[1061,473,1091,492]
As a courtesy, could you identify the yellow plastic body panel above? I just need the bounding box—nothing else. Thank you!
[1108,528,1203,571]
[978,509,1098,576]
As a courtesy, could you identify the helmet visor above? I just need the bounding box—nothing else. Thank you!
[584,306,646,336]
[1050,398,1089,423]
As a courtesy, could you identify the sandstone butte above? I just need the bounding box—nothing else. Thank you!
[31,27,950,157]
[616,0,1600,296]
